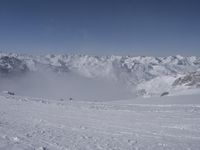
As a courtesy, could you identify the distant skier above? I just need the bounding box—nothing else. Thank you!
[3,91,15,95]
[69,97,73,101]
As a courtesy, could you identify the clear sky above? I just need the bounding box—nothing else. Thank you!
[0,0,200,56]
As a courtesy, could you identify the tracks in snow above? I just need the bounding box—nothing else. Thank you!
[0,95,200,150]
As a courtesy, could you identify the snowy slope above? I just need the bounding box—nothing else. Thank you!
[1,52,200,149]
[0,93,200,150]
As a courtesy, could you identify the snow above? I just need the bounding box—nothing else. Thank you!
[0,93,200,150]
[0,52,200,149]
[137,76,177,96]
[1,52,200,97]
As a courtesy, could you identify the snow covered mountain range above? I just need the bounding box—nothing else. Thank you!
[1,52,200,97]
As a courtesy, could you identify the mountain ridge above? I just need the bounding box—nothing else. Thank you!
[1,52,200,97]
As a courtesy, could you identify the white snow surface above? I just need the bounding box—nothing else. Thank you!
[0,92,200,150]
[136,76,177,96]
[1,53,200,149]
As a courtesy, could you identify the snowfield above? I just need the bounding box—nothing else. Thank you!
[1,52,200,149]
[0,93,200,150]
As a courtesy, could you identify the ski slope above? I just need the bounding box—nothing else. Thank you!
[0,93,200,150]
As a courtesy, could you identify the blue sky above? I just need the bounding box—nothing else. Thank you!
[0,0,200,56]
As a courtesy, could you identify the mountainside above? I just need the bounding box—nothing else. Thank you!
[1,52,200,97]
[173,72,200,87]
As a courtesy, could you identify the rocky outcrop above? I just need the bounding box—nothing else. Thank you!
[0,56,29,76]
[172,72,200,87]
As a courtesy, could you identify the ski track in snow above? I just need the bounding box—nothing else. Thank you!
[0,94,200,150]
